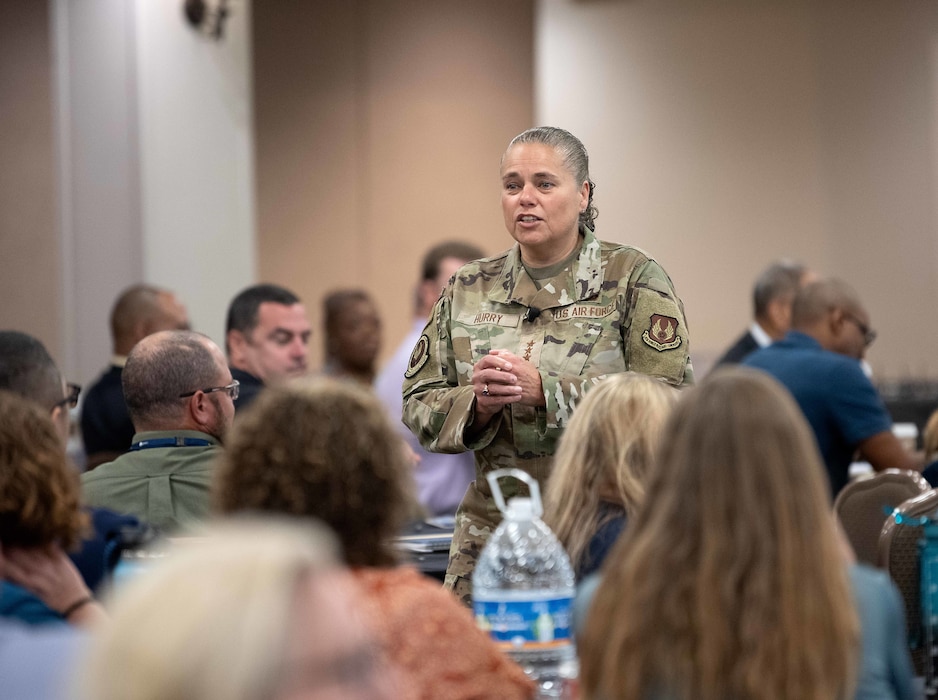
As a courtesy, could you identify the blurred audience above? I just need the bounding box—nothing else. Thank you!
[81,284,190,469]
[0,542,85,700]
[82,330,234,533]
[744,278,920,497]
[578,368,914,700]
[375,241,484,516]
[544,372,676,579]
[321,289,382,386]
[0,330,140,593]
[921,408,938,486]
[214,378,534,700]
[79,517,393,700]
[225,283,311,412]
[0,391,107,628]
[714,259,814,367]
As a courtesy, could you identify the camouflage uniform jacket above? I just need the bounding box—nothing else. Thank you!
[401,228,693,588]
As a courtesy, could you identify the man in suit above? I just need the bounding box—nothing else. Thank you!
[225,284,311,412]
[715,260,814,367]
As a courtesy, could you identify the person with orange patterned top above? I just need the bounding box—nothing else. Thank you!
[213,377,534,700]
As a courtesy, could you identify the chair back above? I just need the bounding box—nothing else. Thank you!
[878,488,938,678]
[834,469,930,566]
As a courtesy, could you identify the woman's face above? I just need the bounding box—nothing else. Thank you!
[500,142,589,266]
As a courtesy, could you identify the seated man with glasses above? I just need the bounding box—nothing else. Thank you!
[82,330,236,533]
[744,278,922,497]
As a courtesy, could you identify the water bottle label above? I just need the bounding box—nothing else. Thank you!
[474,595,573,650]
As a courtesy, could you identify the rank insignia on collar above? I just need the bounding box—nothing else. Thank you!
[642,314,682,352]
[405,334,431,378]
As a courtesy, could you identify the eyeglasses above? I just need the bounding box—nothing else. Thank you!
[178,380,240,401]
[844,313,877,347]
[54,383,81,410]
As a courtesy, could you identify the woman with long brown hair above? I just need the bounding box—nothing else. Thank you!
[544,372,676,578]
[579,367,914,700]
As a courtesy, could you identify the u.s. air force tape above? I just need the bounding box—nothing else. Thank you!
[405,334,431,378]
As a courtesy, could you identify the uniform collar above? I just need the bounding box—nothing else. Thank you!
[489,226,604,311]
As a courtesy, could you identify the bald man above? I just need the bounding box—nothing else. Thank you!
[81,285,190,468]
[82,330,235,533]
[744,278,920,496]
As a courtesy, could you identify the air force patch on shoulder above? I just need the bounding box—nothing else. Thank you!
[405,334,431,378]
[642,314,682,352]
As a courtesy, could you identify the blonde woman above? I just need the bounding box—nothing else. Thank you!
[81,517,391,700]
[579,367,914,700]
[544,372,676,578]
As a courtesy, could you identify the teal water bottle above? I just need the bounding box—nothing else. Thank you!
[919,514,938,690]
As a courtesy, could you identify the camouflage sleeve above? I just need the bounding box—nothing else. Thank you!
[623,259,694,386]
[401,287,502,453]
[539,257,692,431]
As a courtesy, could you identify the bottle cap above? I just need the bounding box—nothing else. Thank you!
[507,497,535,520]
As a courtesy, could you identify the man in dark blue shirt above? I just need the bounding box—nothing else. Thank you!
[744,278,920,496]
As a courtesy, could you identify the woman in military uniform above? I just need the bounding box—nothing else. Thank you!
[402,126,693,604]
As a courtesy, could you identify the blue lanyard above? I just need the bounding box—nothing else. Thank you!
[130,437,214,451]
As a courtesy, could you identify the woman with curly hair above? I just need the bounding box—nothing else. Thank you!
[544,372,676,578]
[214,377,534,700]
[0,390,106,627]
[579,368,914,700]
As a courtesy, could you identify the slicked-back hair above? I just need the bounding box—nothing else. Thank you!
[0,330,63,411]
[0,390,88,550]
[214,378,412,568]
[225,284,301,338]
[122,331,221,427]
[792,278,864,329]
[504,126,598,231]
[752,260,807,318]
[420,241,485,282]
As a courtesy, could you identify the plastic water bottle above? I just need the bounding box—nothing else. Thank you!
[473,469,578,699]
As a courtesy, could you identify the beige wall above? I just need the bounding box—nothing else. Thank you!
[0,0,62,357]
[4,0,937,383]
[254,0,535,369]
[538,0,938,378]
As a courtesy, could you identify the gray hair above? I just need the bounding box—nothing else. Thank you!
[753,260,808,318]
[504,126,598,231]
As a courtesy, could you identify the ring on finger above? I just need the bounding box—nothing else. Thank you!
[482,384,490,396]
